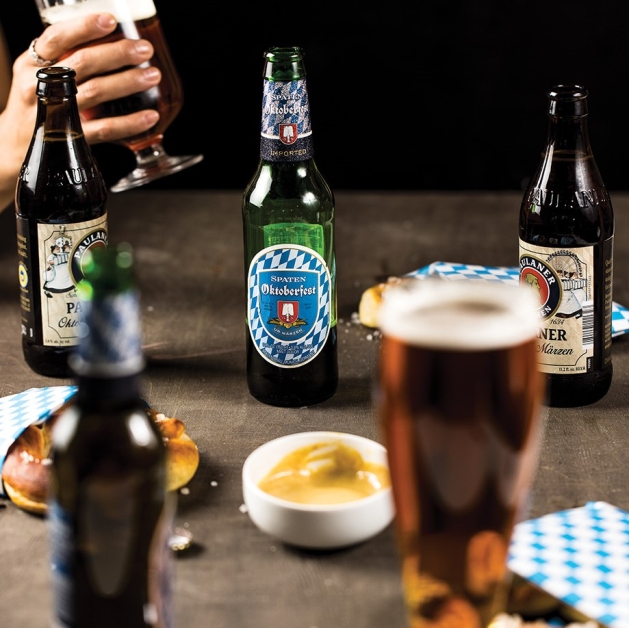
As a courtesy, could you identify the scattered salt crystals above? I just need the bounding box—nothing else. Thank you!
[42,458,52,466]
[210,481,218,487]
[179,487,190,495]
[239,503,248,513]
[350,312,360,324]
[366,334,373,341]
[147,306,154,312]
[269,545,277,552]
[344,328,349,334]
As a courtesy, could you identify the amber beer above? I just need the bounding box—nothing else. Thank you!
[38,0,183,151]
[377,279,546,628]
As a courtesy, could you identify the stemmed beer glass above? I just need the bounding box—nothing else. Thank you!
[33,0,203,193]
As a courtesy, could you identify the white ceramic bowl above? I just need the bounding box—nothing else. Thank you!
[242,431,395,550]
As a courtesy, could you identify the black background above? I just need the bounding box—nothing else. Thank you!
[3,1,629,193]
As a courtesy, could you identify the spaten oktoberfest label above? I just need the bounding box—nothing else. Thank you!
[247,244,331,367]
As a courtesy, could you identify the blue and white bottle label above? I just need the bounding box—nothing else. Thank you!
[248,244,331,367]
[260,78,314,161]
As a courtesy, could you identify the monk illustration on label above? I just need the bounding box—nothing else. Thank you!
[43,232,73,297]
[551,254,587,318]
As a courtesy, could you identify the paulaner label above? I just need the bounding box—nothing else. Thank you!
[260,78,314,162]
[18,215,108,348]
[247,244,331,367]
[519,240,609,375]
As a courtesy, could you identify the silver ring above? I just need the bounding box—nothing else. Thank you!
[29,38,59,67]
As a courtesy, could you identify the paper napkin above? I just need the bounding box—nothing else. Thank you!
[508,501,629,628]
[409,262,629,338]
[0,386,76,497]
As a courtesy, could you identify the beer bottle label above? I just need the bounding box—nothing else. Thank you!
[518,238,613,374]
[247,243,332,367]
[17,215,108,347]
[48,500,74,625]
[260,77,314,161]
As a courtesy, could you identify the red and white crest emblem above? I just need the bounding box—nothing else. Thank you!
[279,123,298,145]
[278,300,299,323]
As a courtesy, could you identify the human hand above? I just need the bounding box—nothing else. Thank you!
[0,12,161,209]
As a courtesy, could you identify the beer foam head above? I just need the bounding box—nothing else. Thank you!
[40,0,156,24]
[379,278,540,351]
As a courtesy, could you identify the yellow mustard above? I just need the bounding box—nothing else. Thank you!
[258,441,391,505]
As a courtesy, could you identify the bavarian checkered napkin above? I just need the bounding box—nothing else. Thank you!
[0,386,76,497]
[408,262,629,338]
[508,501,629,628]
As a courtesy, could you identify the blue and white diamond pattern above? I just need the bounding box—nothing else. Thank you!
[508,501,629,628]
[248,245,331,368]
[261,78,312,139]
[0,386,76,496]
[407,262,629,338]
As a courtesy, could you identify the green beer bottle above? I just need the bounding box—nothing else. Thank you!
[242,46,338,407]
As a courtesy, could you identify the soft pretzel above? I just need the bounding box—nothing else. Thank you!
[358,275,411,328]
[2,403,200,516]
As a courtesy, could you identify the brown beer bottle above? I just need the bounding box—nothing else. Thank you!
[15,67,108,378]
[519,85,614,407]
[242,47,338,407]
[48,245,173,628]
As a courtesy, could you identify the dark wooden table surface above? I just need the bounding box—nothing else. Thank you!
[1,189,629,628]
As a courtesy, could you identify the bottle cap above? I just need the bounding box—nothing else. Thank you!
[547,85,588,117]
[36,66,77,98]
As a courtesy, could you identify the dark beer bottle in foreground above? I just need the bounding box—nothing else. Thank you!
[15,66,108,378]
[242,47,338,407]
[519,85,614,407]
[48,245,173,628]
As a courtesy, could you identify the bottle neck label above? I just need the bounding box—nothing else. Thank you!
[518,238,613,374]
[71,289,145,377]
[260,78,314,161]
[16,215,108,348]
[247,244,331,367]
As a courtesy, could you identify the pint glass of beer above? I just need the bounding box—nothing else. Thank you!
[377,278,546,628]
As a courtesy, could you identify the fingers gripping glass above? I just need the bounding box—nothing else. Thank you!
[33,0,204,193]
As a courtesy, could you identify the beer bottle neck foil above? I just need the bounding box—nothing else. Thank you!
[69,245,145,379]
[260,46,314,162]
